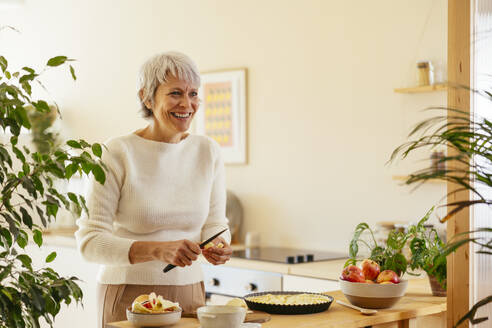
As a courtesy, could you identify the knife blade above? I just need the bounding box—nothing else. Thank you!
[163,228,228,273]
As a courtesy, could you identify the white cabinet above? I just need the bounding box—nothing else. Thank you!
[282,275,339,293]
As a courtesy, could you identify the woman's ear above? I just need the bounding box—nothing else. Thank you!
[139,89,152,109]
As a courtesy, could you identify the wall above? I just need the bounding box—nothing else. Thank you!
[0,0,448,253]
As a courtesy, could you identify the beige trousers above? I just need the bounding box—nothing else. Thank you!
[97,282,205,328]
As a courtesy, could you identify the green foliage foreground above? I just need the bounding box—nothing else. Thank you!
[0,51,106,327]
[390,94,492,326]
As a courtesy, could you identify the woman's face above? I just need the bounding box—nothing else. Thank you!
[146,75,199,135]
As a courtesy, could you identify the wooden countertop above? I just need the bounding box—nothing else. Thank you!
[107,279,446,328]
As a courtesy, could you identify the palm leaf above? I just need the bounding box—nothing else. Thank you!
[454,295,492,327]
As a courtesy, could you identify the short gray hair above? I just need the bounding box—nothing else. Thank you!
[137,51,201,118]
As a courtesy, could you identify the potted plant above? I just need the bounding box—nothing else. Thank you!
[0,33,106,327]
[390,95,492,326]
[406,207,446,296]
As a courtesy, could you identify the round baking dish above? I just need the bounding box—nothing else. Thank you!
[244,291,334,315]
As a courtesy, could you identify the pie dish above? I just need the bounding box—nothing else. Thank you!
[244,291,334,314]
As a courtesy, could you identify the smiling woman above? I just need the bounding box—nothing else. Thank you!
[136,52,201,143]
[74,51,232,328]
[138,76,199,141]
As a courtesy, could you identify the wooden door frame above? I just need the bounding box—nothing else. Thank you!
[447,0,471,327]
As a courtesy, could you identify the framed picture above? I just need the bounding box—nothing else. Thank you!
[195,68,247,164]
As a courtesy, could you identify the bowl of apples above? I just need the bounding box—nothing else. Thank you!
[339,259,408,309]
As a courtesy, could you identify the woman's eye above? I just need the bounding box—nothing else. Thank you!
[190,91,198,97]
[169,91,181,96]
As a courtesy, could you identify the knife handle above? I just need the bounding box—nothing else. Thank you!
[163,264,176,273]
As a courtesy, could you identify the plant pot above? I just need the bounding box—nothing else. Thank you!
[428,275,446,297]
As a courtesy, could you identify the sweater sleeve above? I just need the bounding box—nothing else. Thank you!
[201,141,231,244]
[75,142,136,265]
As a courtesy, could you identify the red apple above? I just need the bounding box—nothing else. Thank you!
[360,259,380,281]
[376,270,400,284]
[340,265,365,283]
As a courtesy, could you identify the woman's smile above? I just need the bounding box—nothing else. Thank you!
[170,112,193,119]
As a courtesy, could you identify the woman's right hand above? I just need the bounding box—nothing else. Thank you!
[129,240,201,267]
[154,239,202,267]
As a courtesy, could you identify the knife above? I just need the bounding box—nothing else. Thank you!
[163,228,228,273]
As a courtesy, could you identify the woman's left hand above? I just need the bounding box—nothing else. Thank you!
[202,237,232,265]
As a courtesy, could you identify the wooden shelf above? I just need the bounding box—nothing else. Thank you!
[392,175,445,184]
[394,83,448,93]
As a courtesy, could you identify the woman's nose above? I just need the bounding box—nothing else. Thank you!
[180,95,192,108]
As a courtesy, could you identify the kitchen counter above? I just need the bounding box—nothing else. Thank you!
[107,279,446,328]
[210,257,348,280]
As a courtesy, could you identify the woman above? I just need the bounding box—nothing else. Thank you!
[75,51,232,327]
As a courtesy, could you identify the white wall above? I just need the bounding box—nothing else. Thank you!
[0,0,448,252]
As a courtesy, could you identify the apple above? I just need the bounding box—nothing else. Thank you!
[361,259,380,281]
[340,265,366,283]
[376,270,400,284]
[379,281,394,285]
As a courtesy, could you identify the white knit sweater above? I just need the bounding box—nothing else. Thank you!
[75,133,231,285]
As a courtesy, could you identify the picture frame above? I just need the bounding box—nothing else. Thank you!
[194,68,247,164]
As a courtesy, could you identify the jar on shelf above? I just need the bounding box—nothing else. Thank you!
[416,61,434,86]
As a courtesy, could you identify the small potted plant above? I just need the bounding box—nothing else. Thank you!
[407,208,447,296]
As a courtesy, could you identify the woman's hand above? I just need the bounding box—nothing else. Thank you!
[202,237,232,265]
[129,240,201,267]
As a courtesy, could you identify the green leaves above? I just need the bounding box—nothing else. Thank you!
[45,252,56,263]
[0,228,12,248]
[348,222,372,260]
[455,295,492,326]
[389,105,492,220]
[66,140,81,148]
[405,207,447,286]
[346,218,422,277]
[91,164,106,184]
[16,254,32,270]
[33,230,43,247]
[0,56,7,72]
[0,52,93,328]
[64,140,106,183]
[384,253,407,277]
[32,100,50,112]
[46,56,68,67]
[91,143,102,158]
[69,65,76,81]
[16,230,28,249]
